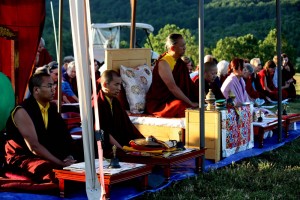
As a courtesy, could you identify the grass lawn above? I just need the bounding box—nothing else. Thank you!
[137,74,300,199]
[138,138,300,199]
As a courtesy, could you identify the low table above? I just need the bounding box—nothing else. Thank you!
[53,164,152,198]
[282,113,300,137]
[119,148,205,180]
[253,118,282,148]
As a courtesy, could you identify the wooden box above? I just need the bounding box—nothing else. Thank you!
[185,109,221,162]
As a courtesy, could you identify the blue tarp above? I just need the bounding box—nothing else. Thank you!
[1,122,300,200]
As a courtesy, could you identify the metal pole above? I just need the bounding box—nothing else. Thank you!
[276,0,282,142]
[50,1,58,61]
[57,0,63,113]
[130,0,136,48]
[198,0,205,171]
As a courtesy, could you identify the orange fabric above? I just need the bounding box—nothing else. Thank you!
[0,0,46,104]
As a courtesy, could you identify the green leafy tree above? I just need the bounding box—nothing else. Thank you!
[258,28,296,63]
[144,24,199,66]
[212,34,258,62]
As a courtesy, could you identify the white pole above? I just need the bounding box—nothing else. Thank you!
[50,1,58,61]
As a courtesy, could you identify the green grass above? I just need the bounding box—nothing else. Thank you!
[136,75,300,200]
[137,138,300,200]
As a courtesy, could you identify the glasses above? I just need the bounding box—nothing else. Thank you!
[40,83,55,89]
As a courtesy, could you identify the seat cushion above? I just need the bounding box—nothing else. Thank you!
[120,64,152,114]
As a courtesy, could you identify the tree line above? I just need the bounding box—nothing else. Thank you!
[42,0,300,71]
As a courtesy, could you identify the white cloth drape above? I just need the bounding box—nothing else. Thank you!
[69,0,103,199]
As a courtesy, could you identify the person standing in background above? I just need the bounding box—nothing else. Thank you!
[34,38,52,70]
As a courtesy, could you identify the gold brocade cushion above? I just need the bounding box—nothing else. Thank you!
[120,64,152,114]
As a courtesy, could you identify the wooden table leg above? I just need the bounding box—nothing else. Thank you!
[58,178,65,198]
[258,127,264,148]
[141,174,148,190]
[163,166,171,180]
[105,184,110,198]
[195,156,201,173]
[284,120,289,138]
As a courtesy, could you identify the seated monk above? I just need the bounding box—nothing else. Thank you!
[94,70,144,156]
[3,71,78,183]
[192,61,225,100]
[145,33,198,118]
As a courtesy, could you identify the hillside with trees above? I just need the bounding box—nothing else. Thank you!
[43,0,300,70]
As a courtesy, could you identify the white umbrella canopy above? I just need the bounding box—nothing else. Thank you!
[65,1,282,199]
[69,0,104,199]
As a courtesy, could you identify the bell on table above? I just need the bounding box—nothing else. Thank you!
[205,89,216,111]
[108,145,121,169]
[176,130,185,150]
[282,104,288,115]
[257,109,263,122]
[227,90,235,106]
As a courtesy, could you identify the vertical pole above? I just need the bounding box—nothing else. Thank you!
[50,1,59,61]
[276,0,282,142]
[198,0,205,171]
[57,0,64,113]
[130,0,136,49]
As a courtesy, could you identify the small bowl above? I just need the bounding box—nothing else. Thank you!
[215,99,226,107]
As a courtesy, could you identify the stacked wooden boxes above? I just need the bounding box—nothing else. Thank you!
[185,109,221,162]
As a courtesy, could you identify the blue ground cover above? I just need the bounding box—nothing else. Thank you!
[1,122,300,200]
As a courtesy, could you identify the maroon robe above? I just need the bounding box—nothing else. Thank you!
[258,69,288,100]
[282,68,296,99]
[244,77,265,100]
[193,74,225,100]
[34,48,52,69]
[145,53,198,118]
[95,90,144,155]
[4,96,73,183]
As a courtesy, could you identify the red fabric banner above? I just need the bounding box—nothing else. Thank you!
[0,0,45,103]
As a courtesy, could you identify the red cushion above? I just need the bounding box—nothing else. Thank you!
[4,171,32,181]
[61,112,81,130]
[1,171,58,191]
[0,181,58,191]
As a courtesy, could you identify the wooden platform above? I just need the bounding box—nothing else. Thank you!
[253,118,281,148]
[53,165,152,198]
[185,109,221,162]
[119,148,205,180]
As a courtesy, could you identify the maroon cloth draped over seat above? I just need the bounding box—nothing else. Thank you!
[0,0,45,104]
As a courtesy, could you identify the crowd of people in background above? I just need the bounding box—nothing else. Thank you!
[33,36,297,113]
[184,52,297,105]
[1,33,298,188]
[33,37,104,105]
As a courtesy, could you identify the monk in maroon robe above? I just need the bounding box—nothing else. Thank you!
[145,34,198,118]
[4,72,76,183]
[95,70,144,156]
[192,61,225,100]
